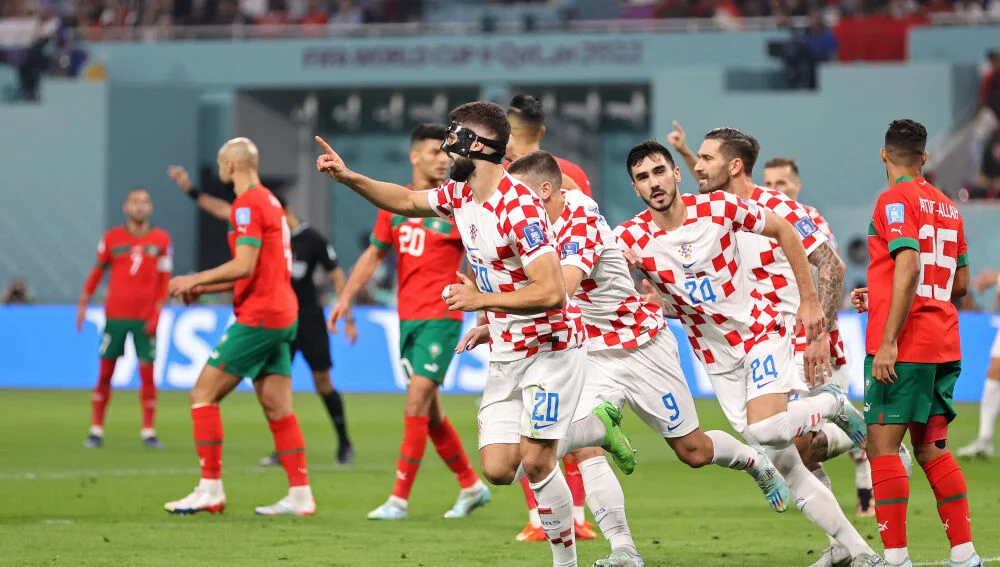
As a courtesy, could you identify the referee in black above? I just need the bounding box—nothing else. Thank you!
[168,165,357,466]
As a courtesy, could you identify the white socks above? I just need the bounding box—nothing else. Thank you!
[530,465,577,567]
[746,395,838,448]
[579,456,636,555]
[850,448,874,490]
[951,541,976,563]
[89,425,104,437]
[769,445,874,558]
[977,379,1000,443]
[289,485,313,504]
[558,414,606,459]
[706,429,759,470]
[746,412,794,446]
[199,478,223,496]
[821,422,856,459]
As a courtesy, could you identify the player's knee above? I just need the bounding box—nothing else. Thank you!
[481,462,515,486]
[571,446,604,463]
[746,413,793,447]
[671,435,713,468]
[312,371,333,396]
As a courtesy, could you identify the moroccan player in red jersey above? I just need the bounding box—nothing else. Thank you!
[852,120,982,567]
[77,188,172,449]
[506,93,597,541]
[327,124,490,520]
[164,137,315,517]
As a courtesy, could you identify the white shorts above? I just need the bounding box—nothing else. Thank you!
[708,332,805,437]
[477,347,586,449]
[793,352,851,393]
[991,327,1000,359]
[572,330,699,438]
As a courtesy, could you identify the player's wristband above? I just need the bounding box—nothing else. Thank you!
[187,187,201,201]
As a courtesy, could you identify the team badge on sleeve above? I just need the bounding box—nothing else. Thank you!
[793,217,818,238]
[885,203,905,224]
[561,242,580,258]
[521,221,547,250]
[235,207,252,226]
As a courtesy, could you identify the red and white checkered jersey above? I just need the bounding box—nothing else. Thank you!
[553,190,664,352]
[614,191,785,373]
[802,203,840,254]
[427,173,584,362]
[737,186,828,314]
[794,203,848,366]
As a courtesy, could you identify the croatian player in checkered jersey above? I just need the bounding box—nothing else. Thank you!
[316,101,635,567]
[506,150,792,567]
[615,140,887,567]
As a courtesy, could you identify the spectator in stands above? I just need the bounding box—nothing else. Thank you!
[780,10,836,89]
[969,131,1000,199]
[300,0,330,24]
[971,50,1000,174]
[329,0,363,25]
[3,277,31,305]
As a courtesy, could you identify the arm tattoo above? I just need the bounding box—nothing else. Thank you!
[807,242,846,331]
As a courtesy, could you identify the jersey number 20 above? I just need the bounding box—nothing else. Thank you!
[916,225,958,301]
[399,225,426,257]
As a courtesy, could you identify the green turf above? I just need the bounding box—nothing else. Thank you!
[0,390,996,566]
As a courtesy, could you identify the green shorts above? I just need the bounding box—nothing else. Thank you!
[864,354,960,425]
[101,319,155,362]
[399,319,462,384]
[207,321,298,380]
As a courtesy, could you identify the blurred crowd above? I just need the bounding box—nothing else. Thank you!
[965,51,1000,200]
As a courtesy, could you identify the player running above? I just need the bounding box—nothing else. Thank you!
[164,137,315,517]
[317,101,633,567]
[167,165,358,466]
[850,119,982,567]
[506,92,596,542]
[956,267,1000,459]
[508,150,790,567]
[77,188,172,449]
[616,140,886,567]
[326,123,491,521]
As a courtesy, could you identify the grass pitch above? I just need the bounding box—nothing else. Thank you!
[0,391,997,566]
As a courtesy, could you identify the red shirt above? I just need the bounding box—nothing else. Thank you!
[229,186,298,328]
[370,187,465,321]
[866,177,968,362]
[94,226,172,320]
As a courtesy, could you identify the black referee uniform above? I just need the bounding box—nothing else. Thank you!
[289,222,338,371]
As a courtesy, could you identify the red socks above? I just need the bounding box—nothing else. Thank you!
[269,414,309,487]
[91,359,116,429]
[192,405,223,480]
[139,362,156,430]
[564,456,586,508]
[429,417,479,489]
[393,416,429,500]
[871,454,910,550]
[922,453,973,548]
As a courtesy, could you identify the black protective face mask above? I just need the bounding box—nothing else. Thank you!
[440,123,506,165]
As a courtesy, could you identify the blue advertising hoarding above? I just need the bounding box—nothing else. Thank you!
[0,305,995,402]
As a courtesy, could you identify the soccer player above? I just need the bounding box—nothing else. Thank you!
[164,137,315,516]
[508,150,790,567]
[850,119,982,567]
[956,267,1000,459]
[617,140,886,567]
[317,101,633,567]
[762,157,891,525]
[506,93,596,542]
[326,123,492,520]
[167,165,358,466]
[76,188,172,449]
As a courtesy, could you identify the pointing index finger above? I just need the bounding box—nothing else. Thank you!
[314,135,335,155]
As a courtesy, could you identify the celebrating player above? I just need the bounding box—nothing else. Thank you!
[616,140,886,567]
[317,101,634,567]
[327,123,492,521]
[509,150,790,567]
[167,165,357,466]
[77,189,172,449]
[164,137,315,516]
[956,267,1000,459]
[851,119,982,567]
[506,93,596,542]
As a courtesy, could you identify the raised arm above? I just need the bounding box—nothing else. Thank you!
[168,165,232,222]
[315,136,436,218]
[666,121,698,179]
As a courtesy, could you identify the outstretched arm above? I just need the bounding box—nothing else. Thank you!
[315,136,436,218]
[168,165,232,222]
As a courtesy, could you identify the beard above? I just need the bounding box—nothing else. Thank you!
[449,156,476,183]
[697,172,730,194]
[642,185,677,212]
